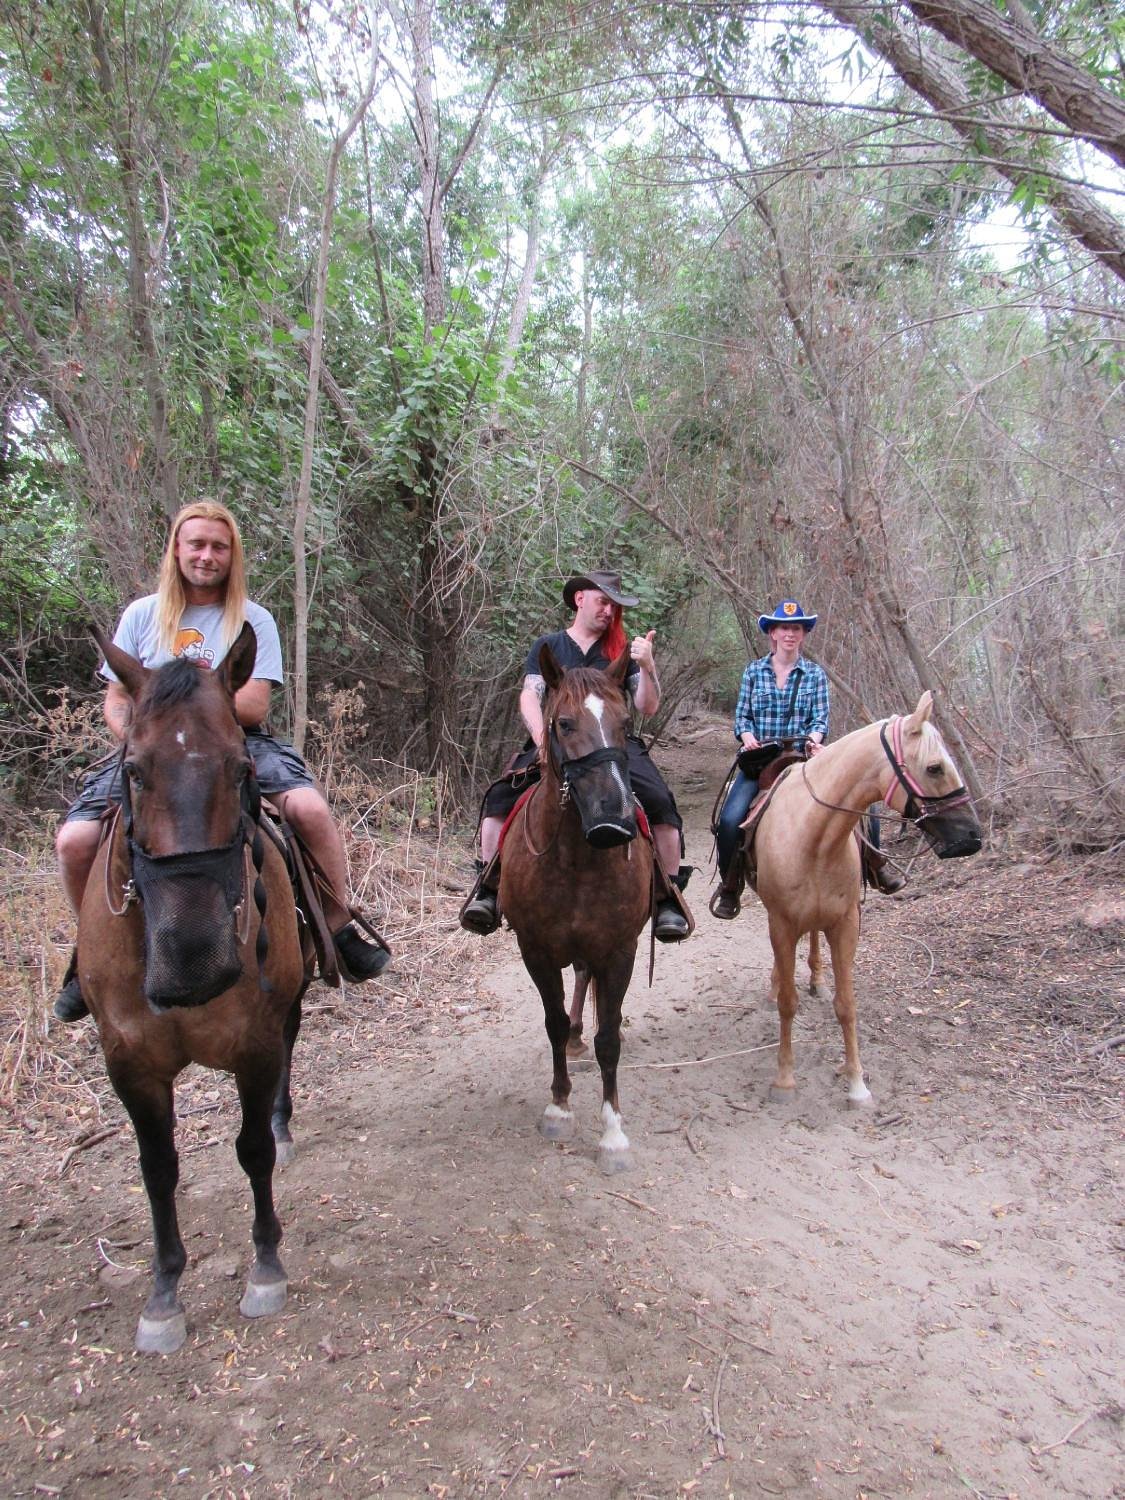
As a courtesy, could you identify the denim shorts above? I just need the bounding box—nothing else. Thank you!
[62,730,317,823]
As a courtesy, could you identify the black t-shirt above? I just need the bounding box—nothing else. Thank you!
[524,630,640,697]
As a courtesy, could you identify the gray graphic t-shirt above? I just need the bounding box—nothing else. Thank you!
[100,595,284,684]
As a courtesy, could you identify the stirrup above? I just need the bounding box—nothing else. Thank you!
[53,948,89,1022]
[460,888,500,935]
[709,885,741,920]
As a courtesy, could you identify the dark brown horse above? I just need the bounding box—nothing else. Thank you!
[499,644,652,1172]
[77,624,307,1353]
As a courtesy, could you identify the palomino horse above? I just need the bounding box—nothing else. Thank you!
[500,644,653,1172]
[751,691,981,1106]
[77,625,307,1353]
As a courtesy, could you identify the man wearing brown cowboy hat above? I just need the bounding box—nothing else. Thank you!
[461,568,690,941]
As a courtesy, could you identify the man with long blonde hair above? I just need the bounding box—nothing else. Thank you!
[55,501,390,1020]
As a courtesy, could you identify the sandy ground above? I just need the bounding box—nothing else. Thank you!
[1,718,1122,1498]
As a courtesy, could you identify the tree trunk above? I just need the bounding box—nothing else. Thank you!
[816,0,1125,285]
[904,0,1125,169]
[290,58,380,753]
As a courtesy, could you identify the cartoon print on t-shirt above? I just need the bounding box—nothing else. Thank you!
[174,627,215,667]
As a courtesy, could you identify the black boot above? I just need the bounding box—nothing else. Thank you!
[54,949,89,1023]
[460,858,501,935]
[653,866,691,942]
[332,923,392,981]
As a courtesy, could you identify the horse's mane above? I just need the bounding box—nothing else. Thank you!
[140,657,209,714]
[546,665,626,713]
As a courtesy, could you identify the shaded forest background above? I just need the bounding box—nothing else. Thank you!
[1,0,1121,852]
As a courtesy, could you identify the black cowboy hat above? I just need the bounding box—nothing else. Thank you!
[562,569,639,609]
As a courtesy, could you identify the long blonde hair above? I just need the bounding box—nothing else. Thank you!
[156,501,249,655]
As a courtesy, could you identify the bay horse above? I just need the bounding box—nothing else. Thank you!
[751,691,981,1106]
[499,643,653,1172]
[77,624,307,1353]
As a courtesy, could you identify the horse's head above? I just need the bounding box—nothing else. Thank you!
[94,622,260,1010]
[539,642,637,848]
[883,692,982,859]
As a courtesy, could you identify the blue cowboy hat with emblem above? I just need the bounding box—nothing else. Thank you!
[758,599,818,632]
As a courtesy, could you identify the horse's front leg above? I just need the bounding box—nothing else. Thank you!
[271,995,304,1169]
[592,950,637,1174]
[566,962,592,1060]
[235,1056,289,1318]
[521,948,575,1141]
[826,910,872,1108]
[767,915,800,1101]
[109,1066,188,1354]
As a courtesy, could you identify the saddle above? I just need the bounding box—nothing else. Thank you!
[257,808,388,989]
[736,767,798,891]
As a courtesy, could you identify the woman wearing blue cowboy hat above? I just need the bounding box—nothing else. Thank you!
[711,600,905,918]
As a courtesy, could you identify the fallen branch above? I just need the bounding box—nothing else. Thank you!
[58,1125,121,1178]
[1030,1408,1100,1456]
[603,1190,662,1217]
[622,1042,775,1072]
[708,1351,728,1458]
[691,1308,773,1357]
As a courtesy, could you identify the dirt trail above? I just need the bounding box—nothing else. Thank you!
[1,720,1121,1498]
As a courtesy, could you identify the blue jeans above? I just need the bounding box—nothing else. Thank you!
[716,770,759,876]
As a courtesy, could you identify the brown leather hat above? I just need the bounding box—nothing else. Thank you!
[562,569,639,609]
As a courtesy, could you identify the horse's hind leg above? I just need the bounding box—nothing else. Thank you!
[109,1067,188,1354]
[807,931,827,997]
[827,913,872,1108]
[592,952,636,1174]
[566,963,592,1061]
[235,1057,289,1318]
[767,916,800,1101]
[271,995,304,1169]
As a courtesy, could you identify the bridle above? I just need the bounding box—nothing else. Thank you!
[798,715,972,836]
[878,716,973,827]
[108,730,270,975]
[547,720,631,809]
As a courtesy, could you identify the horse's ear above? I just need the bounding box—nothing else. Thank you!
[538,641,564,691]
[219,622,259,697]
[607,647,630,686]
[904,689,934,737]
[92,624,148,698]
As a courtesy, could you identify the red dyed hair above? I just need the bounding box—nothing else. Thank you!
[602,603,627,662]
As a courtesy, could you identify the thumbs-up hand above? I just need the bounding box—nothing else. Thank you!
[630,629,656,671]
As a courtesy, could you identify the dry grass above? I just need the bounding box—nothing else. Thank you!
[0,750,485,1137]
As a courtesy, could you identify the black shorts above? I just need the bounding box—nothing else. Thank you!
[62,730,317,823]
[482,735,682,831]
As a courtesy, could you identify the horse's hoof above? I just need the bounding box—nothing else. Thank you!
[847,1090,874,1111]
[273,1138,296,1170]
[565,1038,590,1060]
[597,1147,632,1175]
[240,1269,288,1319]
[769,1084,796,1104]
[808,981,822,998]
[539,1106,575,1142]
[136,1309,187,1355]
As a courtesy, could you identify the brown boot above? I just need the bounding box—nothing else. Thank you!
[709,866,743,920]
[863,845,906,894]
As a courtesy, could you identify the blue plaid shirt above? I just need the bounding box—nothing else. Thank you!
[734,654,830,742]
